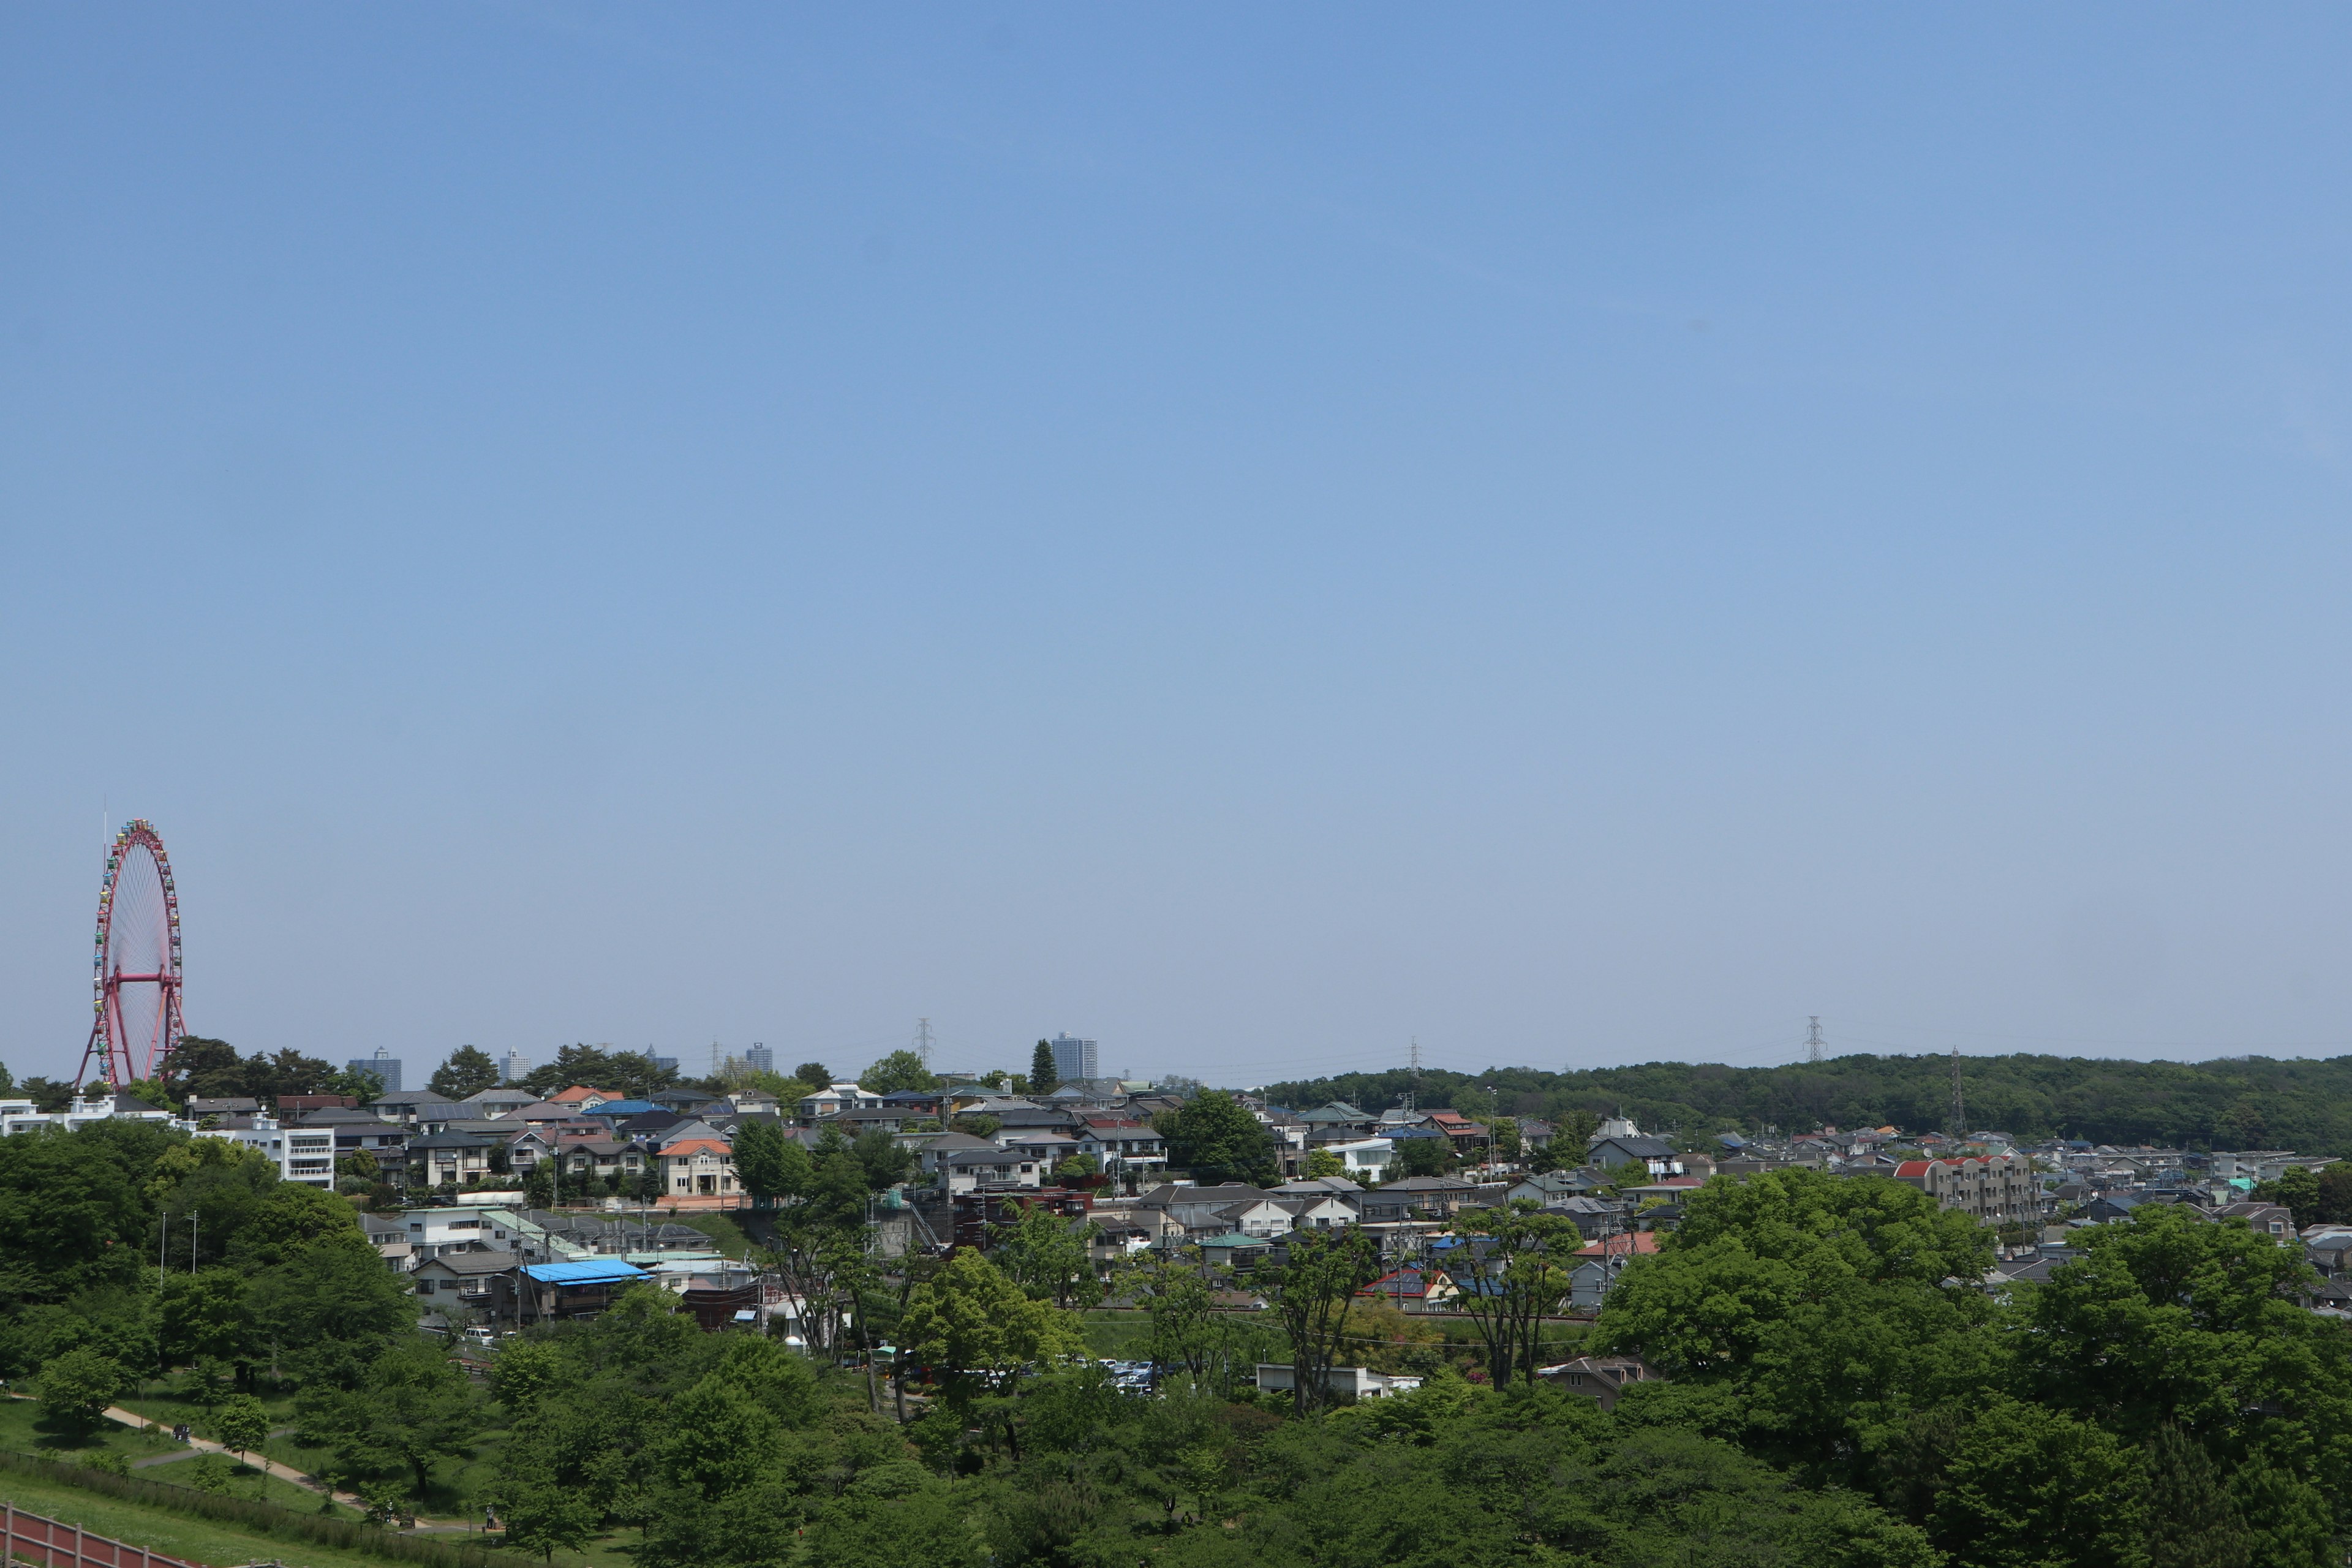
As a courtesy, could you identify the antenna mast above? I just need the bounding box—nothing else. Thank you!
[1806,1017,1825,1064]
[1950,1046,1965,1137]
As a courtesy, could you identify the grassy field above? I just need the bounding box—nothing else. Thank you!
[0,1465,418,1568]
[666,1209,755,1256]
[138,1453,361,1515]
[0,1395,183,1462]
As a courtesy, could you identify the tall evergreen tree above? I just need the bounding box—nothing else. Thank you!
[1028,1039,1059,1096]
[428,1045,501,1100]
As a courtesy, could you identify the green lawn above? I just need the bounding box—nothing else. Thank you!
[0,1395,183,1462]
[0,1465,407,1568]
[138,1453,358,1516]
[665,1210,755,1256]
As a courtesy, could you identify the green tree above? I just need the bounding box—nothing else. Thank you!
[1028,1040,1060,1096]
[1267,1226,1384,1414]
[902,1247,1083,1401]
[989,1201,1102,1310]
[2143,1423,2251,1568]
[1444,1203,1581,1385]
[158,1268,251,1371]
[297,1338,484,1496]
[427,1046,501,1100]
[1155,1092,1276,1186]
[863,1050,938,1095]
[1396,1136,1452,1178]
[492,1447,600,1564]
[1926,1396,2149,1568]
[1304,1148,1345,1180]
[731,1118,812,1206]
[851,1128,914,1191]
[794,1061,833,1089]
[37,1347,127,1438]
[208,1392,270,1466]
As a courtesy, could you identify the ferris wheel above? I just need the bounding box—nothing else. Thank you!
[75,819,187,1092]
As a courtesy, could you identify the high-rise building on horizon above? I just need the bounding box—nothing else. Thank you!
[649,1053,679,1074]
[349,1047,402,1093]
[745,1043,774,1074]
[1049,1033,1098,1084]
[499,1050,530,1085]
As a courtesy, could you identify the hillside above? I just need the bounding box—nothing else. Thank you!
[1259,1052,2352,1153]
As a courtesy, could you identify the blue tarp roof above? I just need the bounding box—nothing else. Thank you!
[522,1259,649,1285]
[592,1099,660,1115]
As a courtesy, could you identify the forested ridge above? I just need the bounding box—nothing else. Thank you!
[1262,1053,2352,1151]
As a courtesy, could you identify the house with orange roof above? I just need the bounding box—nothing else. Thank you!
[1569,1229,1659,1313]
[547,1085,630,1111]
[659,1133,740,1198]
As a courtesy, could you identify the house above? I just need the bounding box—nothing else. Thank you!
[412,1250,520,1320]
[275,1093,358,1116]
[658,1136,740,1198]
[1424,1110,1490,1156]
[794,1082,882,1122]
[1295,1102,1378,1141]
[1135,1184,1275,1236]
[1197,1231,1276,1270]
[459,1087,538,1119]
[516,1257,649,1324]
[1074,1119,1168,1181]
[1544,1194,1634,1240]
[940,1147,1045,1193]
[405,1130,501,1189]
[186,1096,261,1119]
[1534,1355,1657,1411]
[1568,1231,1660,1311]
[1357,1267,1458,1313]
[1586,1134,1683,1174]
[364,1089,458,1127]
[1275,1193,1360,1231]
[1319,1137,1396,1179]
[1507,1171,1605,1205]
[1255,1364,1422,1400]
[918,1131,1003,1175]
[2209,1202,2296,1240]
[361,1214,412,1270]
[1359,1176,1480,1223]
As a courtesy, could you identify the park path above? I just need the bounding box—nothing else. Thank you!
[97,1408,482,1533]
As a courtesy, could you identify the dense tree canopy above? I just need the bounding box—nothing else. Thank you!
[1266,1051,2352,1153]
[1155,1091,1278,1185]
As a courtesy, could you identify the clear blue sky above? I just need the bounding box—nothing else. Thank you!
[7,7,2352,1089]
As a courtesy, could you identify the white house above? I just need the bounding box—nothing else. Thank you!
[796,1082,882,1121]
[940,1147,1044,1193]
[1321,1136,1396,1178]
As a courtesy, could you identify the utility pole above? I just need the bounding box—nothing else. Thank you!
[1806,1017,1825,1064]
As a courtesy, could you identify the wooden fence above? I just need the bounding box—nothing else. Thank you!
[1,1501,201,1567]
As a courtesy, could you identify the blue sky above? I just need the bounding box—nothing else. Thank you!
[7,7,2352,1088]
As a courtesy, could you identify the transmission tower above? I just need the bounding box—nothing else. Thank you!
[914,1017,935,1068]
[1806,1017,1825,1064]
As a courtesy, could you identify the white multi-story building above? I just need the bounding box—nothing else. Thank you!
[499,1050,531,1085]
[208,1116,338,1189]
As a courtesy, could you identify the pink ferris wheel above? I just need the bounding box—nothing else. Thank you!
[75,819,187,1091]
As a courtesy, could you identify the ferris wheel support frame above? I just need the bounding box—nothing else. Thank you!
[73,820,186,1094]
